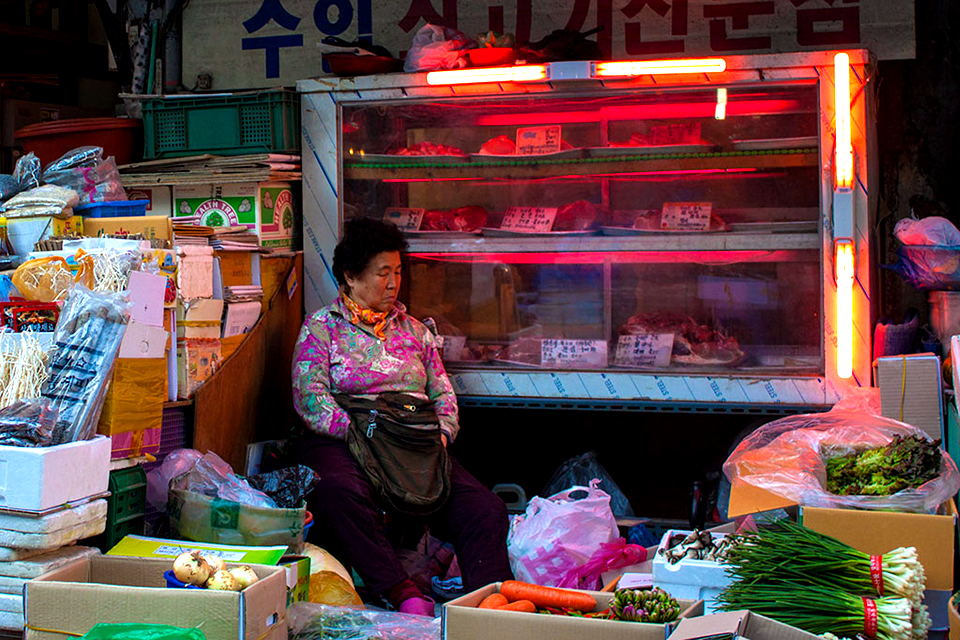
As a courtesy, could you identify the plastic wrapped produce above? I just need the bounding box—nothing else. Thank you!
[0,399,57,447]
[289,602,440,640]
[41,146,103,178]
[40,286,131,444]
[245,465,321,508]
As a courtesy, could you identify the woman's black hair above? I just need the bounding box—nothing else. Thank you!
[332,217,408,287]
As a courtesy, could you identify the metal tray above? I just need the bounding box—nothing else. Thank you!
[403,230,481,239]
[349,154,469,164]
[600,226,726,236]
[585,144,714,157]
[470,149,583,161]
[482,228,599,238]
[729,136,818,151]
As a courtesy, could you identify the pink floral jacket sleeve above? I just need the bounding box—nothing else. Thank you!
[291,298,460,442]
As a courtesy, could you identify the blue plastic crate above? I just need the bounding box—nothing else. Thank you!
[75,200,150,218]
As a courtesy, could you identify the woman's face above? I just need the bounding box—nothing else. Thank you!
[344,251,402,313]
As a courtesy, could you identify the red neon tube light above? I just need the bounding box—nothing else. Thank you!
[834,53,853,189]
[426,65,547,85]
[595,58,726,77]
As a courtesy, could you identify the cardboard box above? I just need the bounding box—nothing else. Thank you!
[0,436,110,511]
[125,186,173,217]
[173,182,295,249]
[669,610,820,640]
[176,299,224,339]
[24,555,286,640]
[652,530,731,613]
[280,555,310,608]
[442,583,702,640]
[106,534,288,565]
[82,215,172,241]
[875,354,944,441]
[217,251,261,288]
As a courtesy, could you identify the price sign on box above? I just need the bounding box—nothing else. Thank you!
[516,125,562,155]
[650,122,701,146]
[541,339,608,368]
[615,334,675,367]
[501,206,558,233]
[383,207,425,231]
[661,202,712,231]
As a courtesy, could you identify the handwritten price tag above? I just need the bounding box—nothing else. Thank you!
[615,334,674,367]
[516,125,562,155]
[383,207,425,231]
[501,206,558,233]
[541,339,608,368]
[661,202,712,231]
[650,122,701,146]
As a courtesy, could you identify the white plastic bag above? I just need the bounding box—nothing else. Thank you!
[507,479,619,587]
[894,216,960,246]
[403,23,470,72]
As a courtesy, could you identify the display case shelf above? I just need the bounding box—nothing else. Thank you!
[405,231,820,255]
[344,148,817,181]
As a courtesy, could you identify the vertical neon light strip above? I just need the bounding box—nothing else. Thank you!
[834,53,853,189]
[715,88,727,120]
[836,242,854,379]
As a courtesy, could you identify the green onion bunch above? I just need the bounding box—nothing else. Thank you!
[716,582,913,640]
[722,521,925,603]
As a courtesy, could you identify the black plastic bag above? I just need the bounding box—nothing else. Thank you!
[245,465,320,508]
[542,451,635,517]
[42,146,103,178]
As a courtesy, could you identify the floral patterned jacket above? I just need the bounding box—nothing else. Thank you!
[291,297,459,442]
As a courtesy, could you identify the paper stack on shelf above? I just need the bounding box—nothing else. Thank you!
[224,285,263,303]
[209,227,262,251]
[118,154,302,187]
[173,221,214,247]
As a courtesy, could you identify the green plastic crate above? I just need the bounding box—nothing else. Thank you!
[142,90,300,159]
[91,465,147,552]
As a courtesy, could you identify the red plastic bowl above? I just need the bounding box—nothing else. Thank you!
[15,117,142,167]
[466,47,517,67]
[324,53,402,77]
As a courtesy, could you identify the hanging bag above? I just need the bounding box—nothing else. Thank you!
[335,392,451,516]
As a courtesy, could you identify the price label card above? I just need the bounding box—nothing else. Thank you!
[650,122,702,146]
[383,207,425,231]
[661,202,713,231]
[440,335,466,361]
[615,333,675,367]
[500,206,558,233]
[516,125,562,155]
[541,339,608,368]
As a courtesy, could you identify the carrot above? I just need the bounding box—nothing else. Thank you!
[497,599,537,613]
[478,593,509,609]
[499,580,596,612]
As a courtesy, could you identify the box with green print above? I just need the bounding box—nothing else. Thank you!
[173,181,296,248]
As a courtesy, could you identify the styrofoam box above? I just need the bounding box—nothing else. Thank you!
[0,435,110,511]
[652,529,732,613]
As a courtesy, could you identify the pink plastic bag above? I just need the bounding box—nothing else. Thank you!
[556,538,647,590]
[723,409,960,513]
[507,479,619,587]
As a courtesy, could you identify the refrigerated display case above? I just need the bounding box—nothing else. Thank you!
[298,50,875,412]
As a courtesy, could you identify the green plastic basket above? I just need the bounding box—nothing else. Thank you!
[91,465,147,552]
[141,90,300,159]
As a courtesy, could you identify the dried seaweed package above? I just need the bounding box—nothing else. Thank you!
[41,286,131,444]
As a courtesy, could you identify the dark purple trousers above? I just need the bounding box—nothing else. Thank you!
[293,436,513,597]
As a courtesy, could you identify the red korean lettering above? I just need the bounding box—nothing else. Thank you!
[487,0,532,44]
[398,0,458,33]
[621,0,687,55]
[564,0,613,59]
[703,1,775,52]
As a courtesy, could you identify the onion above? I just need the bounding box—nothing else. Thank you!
[206,569,242,591]
[173,552,210,586]
[202,555,226,574]
[229,566,260,589]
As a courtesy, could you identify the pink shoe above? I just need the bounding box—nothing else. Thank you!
[398,596,436,617]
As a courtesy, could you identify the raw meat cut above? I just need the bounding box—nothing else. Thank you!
[553,200,610,231]
[478,135,516,155]
[420,206,488,232]
[392,141,466,156]
[619,312,744,365]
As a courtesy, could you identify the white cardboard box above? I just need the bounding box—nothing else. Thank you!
[652,529,731,614]
[0,436,110,511]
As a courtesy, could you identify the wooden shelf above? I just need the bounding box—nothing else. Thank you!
[406,231,820,256]
[344,149,818,181]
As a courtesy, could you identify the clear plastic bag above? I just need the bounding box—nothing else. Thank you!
[170,450,276,508]
[288,602,441,640]
[12,153,40,192]
[884,245,960,291]
[0,398,58,447]
[1,184,79,217]
[42,146,104,178]
[507,479,619,587]
[81,623,207,640]
[40,286,131,444]
[43,157,126,204]
[894,216,960,246]
[723,409,960,513]
[543,451,635,517]
[403,24,470,72]
[146,448,203,513]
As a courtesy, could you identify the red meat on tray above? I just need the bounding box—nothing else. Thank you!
[619,312,744,366]
[420,206,488,232]
[392,141,466,156]
[553,200,610,231]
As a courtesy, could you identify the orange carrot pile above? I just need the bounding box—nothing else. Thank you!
[475,580,597,614]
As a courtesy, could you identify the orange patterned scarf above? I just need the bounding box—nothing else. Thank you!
[341,292,389,339]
